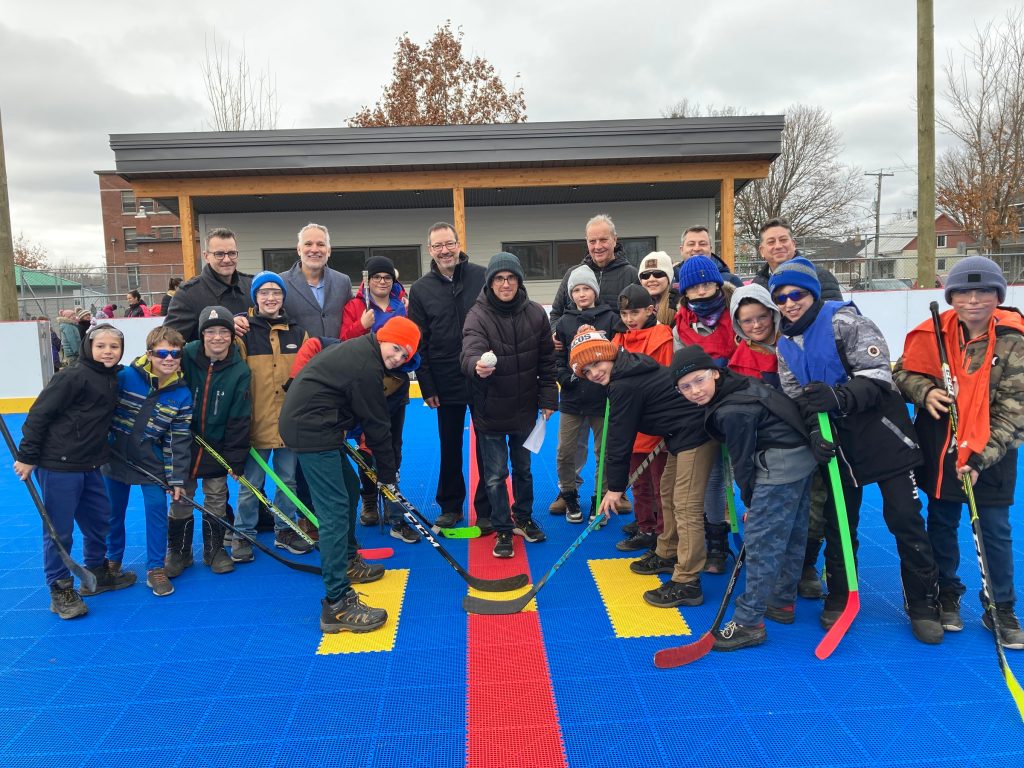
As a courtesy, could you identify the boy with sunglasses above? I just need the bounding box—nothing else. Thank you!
[771,258,943,644]
[102,326,193,596]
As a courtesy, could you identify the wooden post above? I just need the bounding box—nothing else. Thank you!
[0,110,17,321]
[453,186,467,251]
[917,0,936,288]
[719,176,736,270]
[179,194,198,280]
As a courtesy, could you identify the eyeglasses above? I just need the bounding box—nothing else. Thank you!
[369,274,394,282]
[773,289,811,305]
[492,274,518,285]
[203,328,232,338]
[950,288,997,301]
[429,241,459,251]
[639,270,668,280]
[207,250,239,261]
[148,348,182,359]
[738,314,773,327]
[676,372,714,394]
[256,288,283,297]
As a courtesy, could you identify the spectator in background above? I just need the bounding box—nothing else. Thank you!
[124,290,148,318]
[58,309,81,367]
[161,277,182,316]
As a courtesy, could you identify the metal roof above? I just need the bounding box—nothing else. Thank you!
[14,266,82,289]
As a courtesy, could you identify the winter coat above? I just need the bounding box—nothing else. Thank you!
[751,252,843,301]
[603,351,708,493]
[180,339,252,478]
[236,310,308,450]
[124,301,148,318]
[278,333,398,484]
[549,246,640,327]
[160,291,176,317]
[553,304,625,417]
[164,265,254,342]
[16,332,123,471]
[675,283,739,364]
[407,253,486,404]
[341,280,408,340]
[461,286,558,435]
[58,318,81,363]
[613,319,675,453]
[279,262,352,338]
[103,355,193,487]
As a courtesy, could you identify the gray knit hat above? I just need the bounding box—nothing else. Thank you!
[567,265,599,296]
[485,252,525,285]
[944,256,1007,304]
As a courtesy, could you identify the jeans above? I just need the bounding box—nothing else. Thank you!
[237,448,299,535]
[436,403,491,520]
[927,495,1016,606]
[297,450,360,601]
[104,477,168,571]
[35,468,110,585]
[476,430,534,532]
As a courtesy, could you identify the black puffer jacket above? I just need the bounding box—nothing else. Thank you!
[553,304,625,417]
[407,252,485,404]
[164,265,254,342]
[751,252,843,301]
[549,246,640,327]
[461,286,558,434]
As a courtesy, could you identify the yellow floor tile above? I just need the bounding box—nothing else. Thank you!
[588,558,691,638]
[317,569,409,655]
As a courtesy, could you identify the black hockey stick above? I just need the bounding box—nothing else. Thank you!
[342,442,528,592]
[929,301,1024,718]
[0,413,98,592]
[126,461,321,575]
[463,440,667,615]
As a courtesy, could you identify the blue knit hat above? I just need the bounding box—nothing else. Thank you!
[251,271,287,304]
[678,256,724,293]
[768,257,820,301]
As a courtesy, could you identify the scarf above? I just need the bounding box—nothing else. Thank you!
[686,291,727,326]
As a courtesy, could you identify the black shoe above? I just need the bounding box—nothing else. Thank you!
[615,531,656,552]
[712,621,767,651]
[359,494,379,526]
[909,614,944,645]
[819,607,843,630]
[390,522,422,544]
[493,530,514,559]
[275,529,314,555]
[49,578,87,619]
[621,521,639,537]
[320,589,388,633]
[347,553,385,584]
[798,565,823,600]
[629,550,677,575]
[513,517,546,543]
[938,591,963,632]
[563,490,583,524]
[434,511,463,529]
[643,579,703,608]
[765,604,796,625]
[476,517,495,536]
[79,560,137,596]
[703,521,729,575]
[703,551,727,575]
[202,518,234,574]
[981,602,1024,650]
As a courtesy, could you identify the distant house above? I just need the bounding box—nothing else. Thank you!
[855,213,979,282]
[14,265,102,319]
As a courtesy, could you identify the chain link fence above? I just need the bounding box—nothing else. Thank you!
[16,264,182,320]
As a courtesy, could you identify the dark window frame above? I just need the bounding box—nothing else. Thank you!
[501,236,658,280]
[262,245,422,289]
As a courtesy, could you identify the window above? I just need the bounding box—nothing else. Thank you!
[152,226,181,240]
[123,227,138,253]
[937,258,946,271]
[936,234,947,248]
[137,197,156,215]
[501,237,658,279]
[262,245,422,288]
[126,264,140,289]
[120,191,135,214]
[154,200,173,215]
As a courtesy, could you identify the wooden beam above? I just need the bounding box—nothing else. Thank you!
[719,177,735,270]
[452,186,466,251]
[179,194,197,280]
[131,160,773,199]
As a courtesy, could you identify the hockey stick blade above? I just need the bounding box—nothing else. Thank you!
[437,525,482,539]
[357,547,394,560]
[815,591,860,660]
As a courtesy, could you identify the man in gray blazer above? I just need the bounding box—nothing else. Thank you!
[279,223,352,337]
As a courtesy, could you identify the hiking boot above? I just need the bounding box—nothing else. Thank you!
[320,589,388,633]
[476,517,495,536]
[49,578,87,619]
[713,621,767,651]
[981,602,1024,650]
[630,550,677,575]
[643,579,703,608]
[202,517,234,574]
[513,517,546,543]
[819,607,844,630]
[434,511,463,529]
[938,591,963,632]
[298,516,319,542]
[563,490,583,524]
[230,536,255,563]
[493,530,514,559]
[615,530,656,552]
[359,493,379,526]
[275,529,314,555]
[798,565,824,600]
[548,492,567,515]
[765,604,796,625]
[80,559,137,596]
[390,522,422,544]
[615,497,633,514]
[703,521,730,575]
[146,568,174,597]
[622,520,639,537]
[347,553,385,584]
[165,517,194,578]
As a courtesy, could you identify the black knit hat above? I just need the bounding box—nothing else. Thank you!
[618,283,655,310]
[671,345,717,381]
[485,252,525,284]
[198,305,235,337]
[364,255,397,280]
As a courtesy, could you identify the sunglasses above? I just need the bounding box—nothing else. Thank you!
[149,348,182,359]
[773,289,811,305]
[639,270,668,280]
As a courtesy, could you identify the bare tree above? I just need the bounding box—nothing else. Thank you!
[201,35,279,131]
[936,10,1024,253]
[349,21,526,127]
[662,99,750,118]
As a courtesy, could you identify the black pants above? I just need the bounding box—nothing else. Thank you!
[436,403,491,519]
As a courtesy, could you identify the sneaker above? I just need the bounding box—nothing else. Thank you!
[513,517,546,543]
[765,604,796,625]
[359,494,379,526]
[615,531,656,552]
[347,553,385,584]
[819,607,844,630]
[798,565,824,600]
[493,530,514,559]
[146,568,174,597]
[49,578,87,619]
[298,516,319,543]
[909,613,944,645]
[981,604,1024,650]
[320,589,388,633]
[643,579,703,608]
[275,529,314,555]
[712,620,767,651]
[938,592,963,632]
[476,517,495,536]
[548,493,567,515]
[563,490,582,524]
[621,520,639,537]
[629,550,677,575]
[80,560,137,596]
[434,511,463,529]
[390,522,422,544]
[230,537,255,563]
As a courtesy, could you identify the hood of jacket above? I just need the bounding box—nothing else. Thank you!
[729,283,781,343]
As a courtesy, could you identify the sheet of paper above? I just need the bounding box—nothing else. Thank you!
[523,414,546,454]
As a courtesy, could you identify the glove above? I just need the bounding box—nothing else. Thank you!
[809,429,837,464]
[799,381,847,417]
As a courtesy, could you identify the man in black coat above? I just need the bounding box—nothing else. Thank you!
[408,222,491,530]
[750,218,843,300]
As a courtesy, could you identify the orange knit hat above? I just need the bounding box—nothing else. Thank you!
[377,316,421,357]
[569,325,618,375]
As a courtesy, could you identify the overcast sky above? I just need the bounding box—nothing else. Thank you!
[1,0,1018,264]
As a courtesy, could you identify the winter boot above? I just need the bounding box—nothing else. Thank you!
[907,598,944,645]
[548,492,567,515]
[201,517,234,574]
[359,492,380,526]
[320,588,388,633]
[563,489,583,524]
[165,517,194,578]
[80,559,136,596]
[49,578,88,619]
[703,520,730,575]
[980,591,1024,650]
[798,538,824,599]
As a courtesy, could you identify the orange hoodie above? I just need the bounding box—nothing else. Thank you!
[614,323,674,452]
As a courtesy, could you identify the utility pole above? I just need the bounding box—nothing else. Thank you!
[865,170,894,259]
[917,0,936,288]
[0,110,17,322]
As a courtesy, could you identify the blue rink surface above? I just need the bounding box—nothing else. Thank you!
[0,405,1022,768]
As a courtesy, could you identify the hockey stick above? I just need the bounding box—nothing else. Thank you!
[929,301,1024,719]
[721,444,744,551]
[0,413,98,592]
[463,440,667,615]
[126,461,322,575]
[588,400,611,526]
[814,413,860,660]
[342,442,527,592]
[654,545,747,668]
